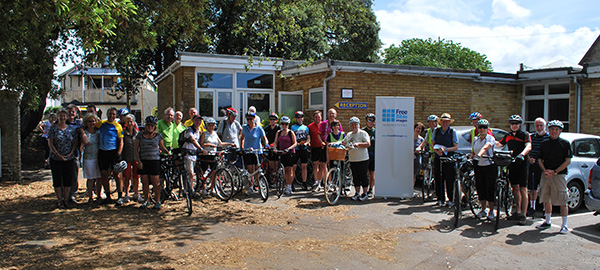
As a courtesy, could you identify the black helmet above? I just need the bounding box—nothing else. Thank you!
[145,116,158,125]
[295,111,304,118]
[366,113,376,121]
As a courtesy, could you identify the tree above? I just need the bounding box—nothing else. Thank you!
[383,38,493,71]
[0,0,138,139]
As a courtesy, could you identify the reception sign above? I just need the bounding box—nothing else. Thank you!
[375,97,415,198]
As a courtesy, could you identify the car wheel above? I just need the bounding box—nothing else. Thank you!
[567,181,583,213]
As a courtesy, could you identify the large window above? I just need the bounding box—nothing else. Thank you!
[279,91,303,118]
[237,73,273,89]
[523,83,570,131]
[198,73,233,88]
[309,87,323,110]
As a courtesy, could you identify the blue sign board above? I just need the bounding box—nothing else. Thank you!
[334,101,368,109]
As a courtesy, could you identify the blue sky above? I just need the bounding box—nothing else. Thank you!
[373,0,600,72]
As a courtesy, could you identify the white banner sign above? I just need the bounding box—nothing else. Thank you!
[375,97,415,198]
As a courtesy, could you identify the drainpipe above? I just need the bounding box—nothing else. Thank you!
[573,75,583,133]
[323,59,337,115]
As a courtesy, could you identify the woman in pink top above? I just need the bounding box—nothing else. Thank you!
[273,116,297,195]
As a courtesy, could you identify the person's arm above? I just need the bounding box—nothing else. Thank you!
[305,128,311,146]
[287,132,297,151]
[159,139,169,154]
[520,142,532,157]
[134,138,142,169]
[239,130,245,149]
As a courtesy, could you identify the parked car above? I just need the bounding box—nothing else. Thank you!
[584,159,600,215]
[454,126,509,154]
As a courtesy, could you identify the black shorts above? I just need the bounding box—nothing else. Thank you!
[280,153,296,167]
[50,159,76,187]
[311,147,327,162]
[139,160,161,176]
[243,153,259,166]
[294,148,309,164]
[368,152,375,172]
[508,160,528,187]
[199,155,218,171]
[267,149,279,161]
[98,149,118,171]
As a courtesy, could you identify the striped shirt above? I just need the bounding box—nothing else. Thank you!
[529,132,550,162]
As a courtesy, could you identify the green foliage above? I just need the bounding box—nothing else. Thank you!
[383,38,493,71]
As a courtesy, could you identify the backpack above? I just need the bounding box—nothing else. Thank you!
[178,126,197,147]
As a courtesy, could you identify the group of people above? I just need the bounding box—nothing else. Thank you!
[416,112,572,234]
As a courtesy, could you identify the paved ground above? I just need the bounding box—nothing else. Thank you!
[1,169,600,269]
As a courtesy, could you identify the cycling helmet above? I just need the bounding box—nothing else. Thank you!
[547,120,564,129]
[226,107,237,116]
[427,115,439,122]
[294,111,305,118]
[508,114,523,123]
[145,115,158,125]
[349,116,360,124]
[366,113,376,121]
[469,112,482,120]
[245,111,256,118]
[269,112,279,120]
[205,118,217,125]
[281,116,291,124]
[119,108,129,116]
[477,119,489,128]
[113,160,127,173]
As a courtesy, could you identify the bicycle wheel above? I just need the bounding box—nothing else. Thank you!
[343,161,353,187]
[275,163,285,197]
[182,173,193,215]
[214,168,234,201]
[228,165,243,196]
[467,181,482,216]
[494,184,503,231]
[504,186,514,217]
[422,166,433,202]
[325,168,341,205]
[453,180,461,228]
[257,174,269,202]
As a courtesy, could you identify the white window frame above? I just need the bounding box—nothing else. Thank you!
[308,87,324,110]
[278,90,303,115]
[522,81,570,131]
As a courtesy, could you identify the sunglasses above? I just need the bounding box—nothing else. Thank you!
[510,122,520,125]
[281,123,289,125]
[477,126,488,129]
[367,119,375,122]
[269,118,277,121]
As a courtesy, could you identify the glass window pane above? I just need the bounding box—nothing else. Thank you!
[525,85,544,96]
[549,84,569,95]
[548,99,569,122]
[198,91,213,117]
[217,91,232,117]
[197,73,233,88]
[280,94,302,117]
[573,139,600,158]
[525,100,544,122]
[237,73,273,89]
[248,93,271,120]
[310,91,323,106]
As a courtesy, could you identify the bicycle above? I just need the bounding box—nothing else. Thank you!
[324,143,353,205]
[269,148,288,198]
[191,148,235,202]
[439,153,466,228]
[231,148,269,202]
[417,150,435,202]
[293,146,314,191]
[491,150,515,231]
[158,152,185,204]
[451,154,481,227]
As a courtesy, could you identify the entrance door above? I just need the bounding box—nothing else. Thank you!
[238,91,272,125]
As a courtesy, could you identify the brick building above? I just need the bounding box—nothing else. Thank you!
[155,36,600,135]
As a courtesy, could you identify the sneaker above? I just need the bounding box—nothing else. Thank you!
[351,193,361,201]
[517,215,527,225]
[134,194,144,203]
[100,198,113,205]
[88,198,94,204]
[58,201,66,209]
[446,201,454,207]
[359,193,369,201]
[367,189,374,199]
[536,221,551,229]
[559,226,569,234]
[123,196,131,203]
[153,202,162,209]
[116,197,125,205]
[140,201,151,208]
[487,212,495,221]
[436,200,443,206]
[284,187,292,195]
[202,189,209,196]
[476,210,488,219]
[507,213,522,220]
[62,200,70,209]
[311,181,320,191]
[69,196,78,204]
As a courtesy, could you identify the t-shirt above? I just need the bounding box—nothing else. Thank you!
[342,129,370,162]
[319,120,343,143]
[202,130,220,153]
[171,123,187,149]
[241,125,266,153]
[529,132,550,163]
[414,136,424,151]
[264,124,280,146]
[157,119,176,149]
[184,119,207,132]
[291,124,309,150]
[499,130,531,157]
[41,120,52,138]
[121,128,138,162]
[362,126,375,153]
[472,134,495,166]
[326,132,346,143]
[136,132,163,161]
[48,125,77,161]
[96,120,123,151]
[308,122,322,148]
[182,126,202,161]
[83,130,99,160]
[217,120,242,147]
[538,137,572,175]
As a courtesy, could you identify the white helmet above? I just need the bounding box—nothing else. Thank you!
[113,160,127,173]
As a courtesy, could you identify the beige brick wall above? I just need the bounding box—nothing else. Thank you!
[579,77,600,135]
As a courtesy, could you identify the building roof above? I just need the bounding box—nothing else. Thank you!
[579,34,600,67]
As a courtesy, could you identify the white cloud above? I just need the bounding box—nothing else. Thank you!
[491,0,531,20]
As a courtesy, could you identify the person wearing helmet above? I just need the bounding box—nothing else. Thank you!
[416,114,440,154]
[95,107,124,205]
[292,111,311,190]
[363,113,376,198]
[217,107,242,148]
[273,116,297,195]
[342,116,371,201]
[431,113,459,207]
[265,112,281,177]
[467,112,491,143]
[536,120,571,234]
[135,115,169,209]
[527,118,550,218]
[496,114,532,225]
[199,118,233,194]
[240,111,268,193]
[471,119,498,221]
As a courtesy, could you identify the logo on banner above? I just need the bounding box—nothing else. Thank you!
[381,109,409,123]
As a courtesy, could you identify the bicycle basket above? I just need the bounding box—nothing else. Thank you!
[493,153,512,166]
[225,148,238,163]
[328,147,347,161]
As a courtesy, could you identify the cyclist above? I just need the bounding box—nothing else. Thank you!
[135,116,169,209]
[184,107,207,132]
[536,120,572,234]
[342,117,371,201]
[363,113,376,198]
[240,111,268,193]
[308,111,326,190]
[471,119,497,220]
[431,113,459,207]
[264,112,281,182]
[217,107,242,148]
[291,111,311,190]
[416,115,439,153]
[326,120,346,163]
[200,118,233,194]
[496,115,531,225]
[181,115,206,194]
[117,114,139,205]
[467,112,492,143]
[96,107,123,205]
[527,117,549,217]
[273,116,297,195]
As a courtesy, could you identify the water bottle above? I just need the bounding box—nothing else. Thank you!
[203,168,212,178]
